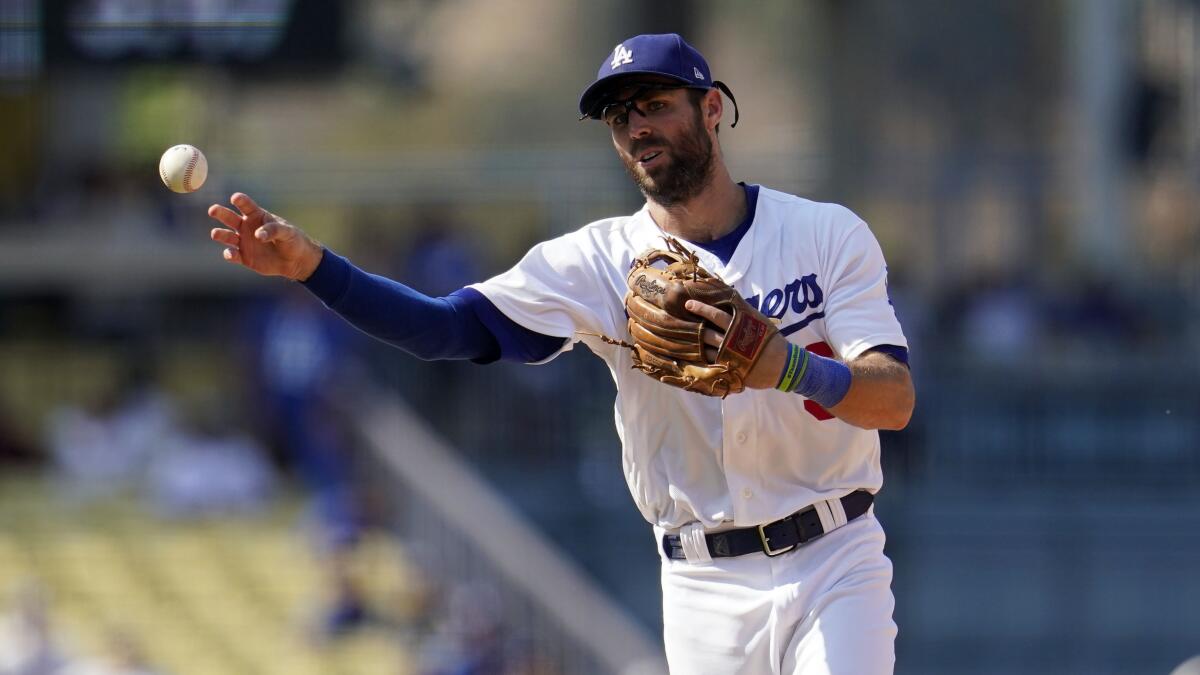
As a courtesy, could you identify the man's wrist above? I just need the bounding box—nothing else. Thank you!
[294,242,325,282]
[776,342,807,392]
[777,343,851,408]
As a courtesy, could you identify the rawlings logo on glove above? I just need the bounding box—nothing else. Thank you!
[599,236,779,398]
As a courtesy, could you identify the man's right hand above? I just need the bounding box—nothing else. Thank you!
[208,193,323,281]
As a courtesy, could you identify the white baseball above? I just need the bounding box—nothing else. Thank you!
[158,144,208,194]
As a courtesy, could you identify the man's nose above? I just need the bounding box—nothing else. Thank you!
[626,113,653,140]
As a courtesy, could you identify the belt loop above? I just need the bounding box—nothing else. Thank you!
[813,499,837,534]
[827,496,848,528]
[679,522,713,565]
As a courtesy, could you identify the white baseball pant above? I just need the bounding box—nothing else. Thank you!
[657,512,896,674]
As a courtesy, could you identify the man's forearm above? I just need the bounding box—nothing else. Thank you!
[300,249,499,361]
[827,353,915,430]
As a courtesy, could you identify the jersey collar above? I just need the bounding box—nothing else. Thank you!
[688,183,759,265]
[634,184,761,286]
[685,184,760,285]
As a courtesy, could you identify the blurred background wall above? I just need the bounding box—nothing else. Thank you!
[0,1,1198,674]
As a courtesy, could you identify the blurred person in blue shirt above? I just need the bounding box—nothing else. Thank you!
[250,286,370,638]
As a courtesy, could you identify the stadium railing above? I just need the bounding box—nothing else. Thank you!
[352,382,668,675]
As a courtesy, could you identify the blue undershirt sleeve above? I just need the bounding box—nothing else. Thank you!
[449,288,569,364]
[301,249,499,362]
[300,249,566,364]
[866,344,910,367]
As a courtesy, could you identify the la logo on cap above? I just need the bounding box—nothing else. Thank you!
[610,43,633,69]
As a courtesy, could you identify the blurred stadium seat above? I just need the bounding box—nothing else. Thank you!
[0,474,409,674]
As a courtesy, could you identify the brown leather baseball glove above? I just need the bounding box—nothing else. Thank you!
[607,236,779,398]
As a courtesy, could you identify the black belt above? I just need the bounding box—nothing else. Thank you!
[663,490,874,560]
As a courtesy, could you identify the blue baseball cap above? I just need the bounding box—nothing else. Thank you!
[578,33,739,127]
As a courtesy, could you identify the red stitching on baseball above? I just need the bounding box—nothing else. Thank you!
[183,149,198,192]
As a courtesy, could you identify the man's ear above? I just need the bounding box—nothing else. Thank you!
[704,89,724,131]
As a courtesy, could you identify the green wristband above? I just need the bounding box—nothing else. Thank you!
[792,348,811,392]
[776,342,803,392]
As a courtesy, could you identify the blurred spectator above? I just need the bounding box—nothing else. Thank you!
[397,209,583,459]
[940,269,1145,357]
[0,407,38,467]
[417,581,510,675]
[44,370,175,502]
[396,207,489,426]
[401,207,484,297]
[143,399,275,519]
[248,286,370,639]
[0,582,73,675]
[936,271,1042,362]
[1047,274,1142,346]
[1122,55,1179,169]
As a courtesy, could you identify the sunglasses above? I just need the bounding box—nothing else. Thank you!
[580,83,690,125]
[581,81,740,128]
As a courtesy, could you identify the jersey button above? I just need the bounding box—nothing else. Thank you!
[735,432,748,444]
[742,488,753,499]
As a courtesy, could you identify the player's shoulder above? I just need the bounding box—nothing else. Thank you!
[755,186,865,232]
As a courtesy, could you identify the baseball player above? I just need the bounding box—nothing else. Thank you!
[207,33,913,675]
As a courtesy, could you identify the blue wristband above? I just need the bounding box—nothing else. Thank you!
[791,350,852,409]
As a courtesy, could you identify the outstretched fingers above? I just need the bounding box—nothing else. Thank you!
[230,192,263,217]
[207,204,243,231]
[207,194,314,278]
[210,227,239,247]
[208,209,244,264]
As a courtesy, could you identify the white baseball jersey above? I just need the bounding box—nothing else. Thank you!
[470,186,907,531]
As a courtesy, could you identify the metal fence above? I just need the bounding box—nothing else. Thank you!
[350,378,667,675]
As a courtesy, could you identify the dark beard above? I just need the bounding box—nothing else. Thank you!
[620,110,714,207]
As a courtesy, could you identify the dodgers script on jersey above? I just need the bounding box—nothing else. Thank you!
[470,186,907,531]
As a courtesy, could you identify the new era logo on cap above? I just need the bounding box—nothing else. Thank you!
[694,66,704,80]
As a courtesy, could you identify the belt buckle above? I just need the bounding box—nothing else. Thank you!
[757,520,797,557]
